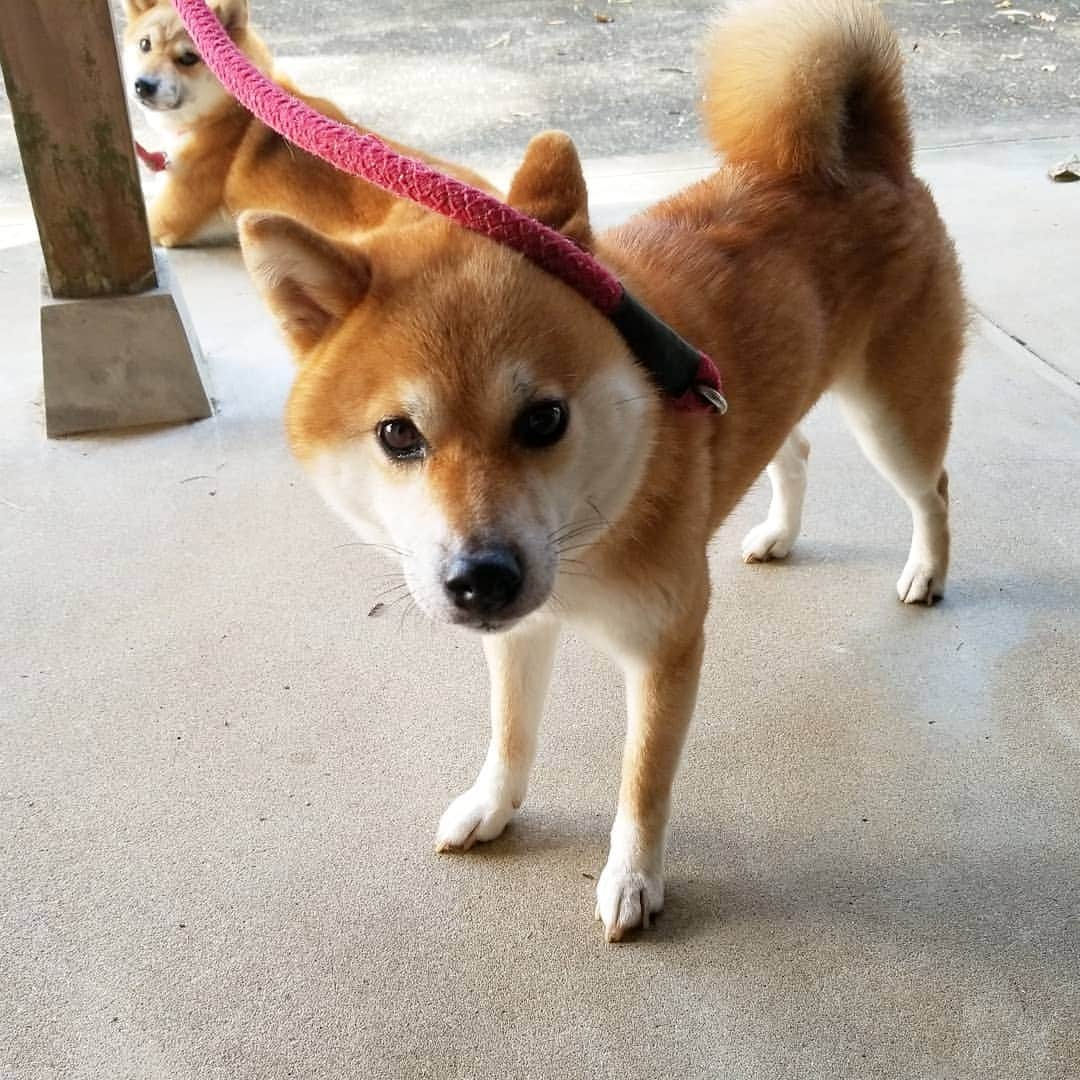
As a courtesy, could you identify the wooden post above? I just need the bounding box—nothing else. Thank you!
[0,0,156,298]
[0,0,211,435]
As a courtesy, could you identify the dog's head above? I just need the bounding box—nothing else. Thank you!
[121,0,248,130]
[240,133,658,632]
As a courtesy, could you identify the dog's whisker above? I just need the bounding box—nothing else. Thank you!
[550,502,608,538]
[368,569,408,584]
[549,504,606,538]
[584,497,609,522]
[555,518,605,537]
[333,540,411,558]
[555,540,606,556]
[550,513,610,547]
[395,602,409,636]
[557,557,591,574]
[608,393,655,408]
[368,570,408,584]
[548,520,596,544]
[371,582,410,602]
[554,539,599,558]
[396,595,420,637]
[550,522,607,548]
[555,568,598,583]
[367,586,414,619]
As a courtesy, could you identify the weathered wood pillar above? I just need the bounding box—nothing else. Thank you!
[0,0,211,436]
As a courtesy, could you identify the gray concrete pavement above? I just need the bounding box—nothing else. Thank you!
[2,129,1079,1077]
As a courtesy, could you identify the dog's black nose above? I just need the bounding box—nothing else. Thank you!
[444,547,523,617]
[134,77,158,99]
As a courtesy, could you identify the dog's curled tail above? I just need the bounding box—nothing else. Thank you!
[701,0,912,182]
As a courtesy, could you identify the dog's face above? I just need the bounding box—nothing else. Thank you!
[240,134,658,632]
[121,0,246,130]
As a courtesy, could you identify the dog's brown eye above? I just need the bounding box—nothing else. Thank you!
[139,36,151,53]
[176,51,200,66]
[377,418,425,461]
[514,400,569,449]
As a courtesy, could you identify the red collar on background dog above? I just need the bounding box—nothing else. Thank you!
[169,0,727,415]
[135,141,169,172]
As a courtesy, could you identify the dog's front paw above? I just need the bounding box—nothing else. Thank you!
[897,556,946,605]
[435,783,518,852]
[148,205,183,249]
[594,861,664,942]
[741,520,796,563]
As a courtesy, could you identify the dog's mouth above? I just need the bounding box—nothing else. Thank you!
[137,96,183,112]
[460,616,517,634]
[131,74,185,112]
[412,595,542,636]
[446,604,544,635]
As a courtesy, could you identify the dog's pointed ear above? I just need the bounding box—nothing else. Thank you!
[507,131,593,250]
[211,0,248,32]
[239,212,371,360]
[123,0,158,16]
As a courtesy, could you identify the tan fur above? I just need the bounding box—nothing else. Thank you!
[122,0,495,247]
[702,0,913,181]
[239,0,964,940]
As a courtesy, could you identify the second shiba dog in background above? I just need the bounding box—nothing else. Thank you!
[121,0,493,247]
[239,0,965,940]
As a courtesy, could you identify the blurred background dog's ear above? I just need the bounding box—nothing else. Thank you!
[238,213,371,360]
[211,0,249,32]
[507,131,593,250]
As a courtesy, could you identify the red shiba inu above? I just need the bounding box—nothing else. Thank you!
[121,0,493,246]
[238,0,964,940]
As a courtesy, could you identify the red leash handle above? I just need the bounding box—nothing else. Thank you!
[170,0,724,413]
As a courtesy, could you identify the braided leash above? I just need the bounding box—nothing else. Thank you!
[169,0,726,414]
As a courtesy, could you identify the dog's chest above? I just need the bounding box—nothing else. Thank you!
[549,568,669,661]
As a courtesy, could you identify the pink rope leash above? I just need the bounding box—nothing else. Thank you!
[170,0,725,414]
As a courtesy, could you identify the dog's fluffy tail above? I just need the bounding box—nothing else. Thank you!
[701,0,912,181]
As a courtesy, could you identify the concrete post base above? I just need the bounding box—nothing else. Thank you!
[40,250,212,437]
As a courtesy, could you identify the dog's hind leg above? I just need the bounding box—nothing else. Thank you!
[435,618,559,851]
[741,426,811,564]
[835,352,956,605]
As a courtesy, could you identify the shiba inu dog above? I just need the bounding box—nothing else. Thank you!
[238,0,964,940]
[121,0,493,247]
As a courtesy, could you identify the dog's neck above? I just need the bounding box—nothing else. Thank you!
[141,94,250,166]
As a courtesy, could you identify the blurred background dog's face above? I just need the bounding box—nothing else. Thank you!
[122,0,240,129]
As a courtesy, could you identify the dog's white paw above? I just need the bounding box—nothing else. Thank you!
[435,783,517,852]
[594,862,665,942]
[741,521,796,564]
[897,557,946,605]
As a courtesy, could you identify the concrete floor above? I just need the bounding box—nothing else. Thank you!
[2,75,1080,1080]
